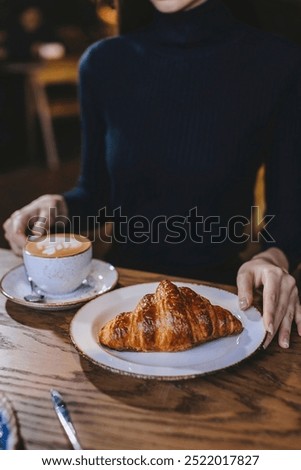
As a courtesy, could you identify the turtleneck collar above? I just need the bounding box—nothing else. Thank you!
[147,0,238,47]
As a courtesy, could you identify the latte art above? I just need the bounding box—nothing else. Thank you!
[25,234,91,258]
[23,233,93,295]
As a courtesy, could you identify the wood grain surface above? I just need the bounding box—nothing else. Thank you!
[0,248,300,450]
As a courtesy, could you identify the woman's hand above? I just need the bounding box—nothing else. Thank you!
[237,248,301,349]
[3,194,68,256]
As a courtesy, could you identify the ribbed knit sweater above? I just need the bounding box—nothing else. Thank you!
[64,0,301,280]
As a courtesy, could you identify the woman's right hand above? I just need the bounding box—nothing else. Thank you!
[3,194,68,256]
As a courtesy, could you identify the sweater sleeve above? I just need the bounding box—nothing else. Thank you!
[263,62,301,271]
[63,45,110,229]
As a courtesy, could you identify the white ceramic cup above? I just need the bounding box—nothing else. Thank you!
[23,233,92,295]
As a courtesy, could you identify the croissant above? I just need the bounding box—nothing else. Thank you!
[98,280,243,352]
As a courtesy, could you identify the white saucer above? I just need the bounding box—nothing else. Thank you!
[0,259,118,311]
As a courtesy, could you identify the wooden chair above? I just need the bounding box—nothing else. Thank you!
[25,57,80,170]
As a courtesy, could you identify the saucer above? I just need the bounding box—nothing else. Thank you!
[0,259,118,311]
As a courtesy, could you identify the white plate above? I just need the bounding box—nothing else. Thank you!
[70,282,266,380]
[0,259,118,311]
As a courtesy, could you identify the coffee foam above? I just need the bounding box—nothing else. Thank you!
[25,234,91,258]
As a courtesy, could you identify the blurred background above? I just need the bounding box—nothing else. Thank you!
[0,0,300,251]
[0,0,116,171]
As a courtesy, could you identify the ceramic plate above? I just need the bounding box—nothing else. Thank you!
[70,282,266,380]
[0,259,118,311]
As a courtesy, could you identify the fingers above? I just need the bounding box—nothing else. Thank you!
[276,288,299,348]
[6,236,25,257]
[262,271,297,349]
[3,210,29,255]
[261,269,282,336]
[236,268,254,310]
[2,194,68,255]
[30,207,50,237]
[295,304,301,336]
[238,255,301,351]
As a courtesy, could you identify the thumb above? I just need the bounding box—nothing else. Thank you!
[236,269,254,311]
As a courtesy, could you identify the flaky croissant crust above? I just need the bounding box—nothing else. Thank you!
[99,280,243,352]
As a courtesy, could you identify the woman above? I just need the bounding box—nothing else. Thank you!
[3,0,301,348]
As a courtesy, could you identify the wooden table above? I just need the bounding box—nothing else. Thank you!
[0,247,300,450]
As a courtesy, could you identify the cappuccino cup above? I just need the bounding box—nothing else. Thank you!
[23,233,92,295]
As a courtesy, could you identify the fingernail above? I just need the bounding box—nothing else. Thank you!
[239,297,248,310]
[267,322,274,335]
[282,339,289,349]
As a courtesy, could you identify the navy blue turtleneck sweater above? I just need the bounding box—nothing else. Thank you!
[64,0,301,280]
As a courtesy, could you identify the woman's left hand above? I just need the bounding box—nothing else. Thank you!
[236,248,301,349]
